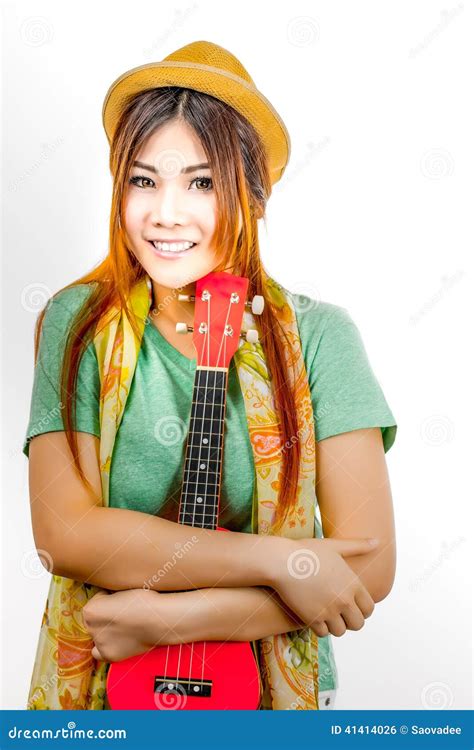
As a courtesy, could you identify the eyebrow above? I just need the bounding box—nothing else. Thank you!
[132,160,210,175]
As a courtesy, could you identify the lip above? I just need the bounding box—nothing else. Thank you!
[147,239,197,244]
[147,240,197,260]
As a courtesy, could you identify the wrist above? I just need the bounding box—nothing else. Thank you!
[256,537,296,589]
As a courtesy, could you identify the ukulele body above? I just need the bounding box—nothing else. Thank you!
[106,272,264,710]
[106,527,262,710]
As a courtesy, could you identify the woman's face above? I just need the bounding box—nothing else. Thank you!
[124,119,237,290]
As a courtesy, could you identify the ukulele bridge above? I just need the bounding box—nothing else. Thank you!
[154,676,213,698]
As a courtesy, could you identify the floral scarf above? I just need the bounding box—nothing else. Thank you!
[26,273,319,710]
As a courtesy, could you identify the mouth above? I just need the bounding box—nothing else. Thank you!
[147,240,197,259]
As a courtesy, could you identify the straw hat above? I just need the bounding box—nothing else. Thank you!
[102,40,291,185]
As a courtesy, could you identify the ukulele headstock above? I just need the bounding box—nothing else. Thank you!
[176,271,264,369]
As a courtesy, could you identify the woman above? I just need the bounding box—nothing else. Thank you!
[23,41,397,711]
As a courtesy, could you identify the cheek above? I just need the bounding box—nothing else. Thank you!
[123,197,144,234]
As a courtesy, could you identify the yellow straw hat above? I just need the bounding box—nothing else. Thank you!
[102,40,291,185]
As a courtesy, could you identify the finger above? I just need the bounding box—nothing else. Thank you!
[91,645,103,660]
[339,604,365,631]
[90,590,110,600]
[329,538,379,558]
[325,615,347,637]
[311,621,329,638]
[354,588,375,619]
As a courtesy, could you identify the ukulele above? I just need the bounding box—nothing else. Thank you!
[106,270,265,710]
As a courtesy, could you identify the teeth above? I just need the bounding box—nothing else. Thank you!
[152,240,195,252]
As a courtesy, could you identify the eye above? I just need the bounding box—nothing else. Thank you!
[190,176,213,191]
[129,175,154,189]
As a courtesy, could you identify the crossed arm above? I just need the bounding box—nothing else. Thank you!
[81,427,396,656]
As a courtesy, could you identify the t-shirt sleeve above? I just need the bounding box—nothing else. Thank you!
[22,285,101,458]
[306,305,397,453]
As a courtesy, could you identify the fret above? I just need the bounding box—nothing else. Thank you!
[190,403,225,421]
[184,459,220,474]
[187,417,223,434]
[183,479,218,497]
[185,445,223,456]
[177,365,228,527]
[180,518,218,530]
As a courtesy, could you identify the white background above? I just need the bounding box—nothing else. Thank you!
[2,0,472,710]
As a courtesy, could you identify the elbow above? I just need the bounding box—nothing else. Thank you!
[371,563,396,603]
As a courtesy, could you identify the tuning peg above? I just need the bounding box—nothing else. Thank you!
[247,295,264,315]
[178,292,264,316]
[176,322,259,344]
[242,328,259,343]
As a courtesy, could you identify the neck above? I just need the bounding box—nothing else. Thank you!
[150,279,196,324]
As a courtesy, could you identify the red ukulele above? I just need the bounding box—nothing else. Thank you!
[106,271,265,709]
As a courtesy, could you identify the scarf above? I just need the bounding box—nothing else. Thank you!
[26,273,319,710]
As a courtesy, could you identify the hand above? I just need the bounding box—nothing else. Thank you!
[82,589,165,662]
[271,537,379,638]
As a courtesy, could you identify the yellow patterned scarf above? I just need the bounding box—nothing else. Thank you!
[27,273,319,710]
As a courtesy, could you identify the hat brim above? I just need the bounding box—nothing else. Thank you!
[102,60,290,185]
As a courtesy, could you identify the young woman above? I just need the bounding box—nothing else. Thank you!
[24,41,397,711]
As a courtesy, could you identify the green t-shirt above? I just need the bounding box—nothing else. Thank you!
[22,283,397,692]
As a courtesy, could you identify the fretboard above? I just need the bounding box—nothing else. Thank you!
[178,367,228,529]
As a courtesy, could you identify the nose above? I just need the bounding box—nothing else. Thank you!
[149,182,186,226]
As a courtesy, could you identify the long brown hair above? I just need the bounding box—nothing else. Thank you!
[33,86,301,531]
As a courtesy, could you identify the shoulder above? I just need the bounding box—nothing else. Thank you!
[40,283,97,335]
[277,284,357,360]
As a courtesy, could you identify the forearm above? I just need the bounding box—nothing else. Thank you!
[146,586,305,646]
[49,506,280,593]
